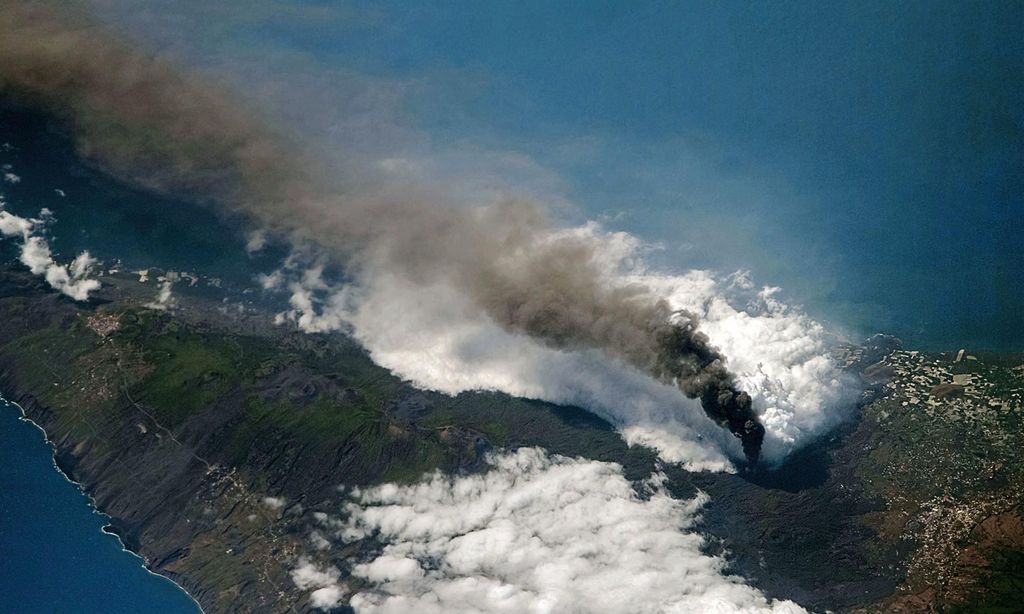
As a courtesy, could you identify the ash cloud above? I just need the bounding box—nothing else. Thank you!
[1,1,792,462]
[275,250,852,468]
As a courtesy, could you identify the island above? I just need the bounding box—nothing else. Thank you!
[1,264,1022,612]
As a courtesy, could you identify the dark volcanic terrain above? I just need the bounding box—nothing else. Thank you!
[1,264,1022,613]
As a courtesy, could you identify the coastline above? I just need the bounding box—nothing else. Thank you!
[1,393,205,614]
[1,256,1018,612]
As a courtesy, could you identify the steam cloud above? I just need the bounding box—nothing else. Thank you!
[2,1,794,462]
[269,250,850,469]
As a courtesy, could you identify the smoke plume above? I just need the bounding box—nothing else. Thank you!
[0,1,765,461]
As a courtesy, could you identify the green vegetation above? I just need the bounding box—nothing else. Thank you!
[0,318,96,405]
[234,395,385,452]
[110,310,261,426]
[0,270,669,612]
[136,333,257,426]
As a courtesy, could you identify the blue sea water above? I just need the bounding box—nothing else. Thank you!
[0,398,200,614]
[0,2,1020,607]
[133,0,1014,351]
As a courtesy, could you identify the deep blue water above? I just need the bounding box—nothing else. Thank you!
[0,3,1020,606]
[0,108,286,286]
[338,0,1023,351]
[106,0,1017,351]
[0,399,200,614]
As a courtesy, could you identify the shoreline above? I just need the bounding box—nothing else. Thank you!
[1,393,206,614]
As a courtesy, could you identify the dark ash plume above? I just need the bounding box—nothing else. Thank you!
[655,319,765,463]
[0,0,765,463]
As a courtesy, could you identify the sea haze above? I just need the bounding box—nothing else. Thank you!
[0,107,286,284]
[92,0,1022,350]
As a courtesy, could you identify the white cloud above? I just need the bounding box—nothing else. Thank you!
[245,229,268,253]
[636,272,854,462]
[262,496,287,510]
[335,269,737,470]
[309,530,332,551]
[70,251,97,279]
[264,223,853,468]
[0,204,101,301]
[41,249,101,301]
[291,558,345,611]
[20,235,52,274]
[278,278,350,333]
[291,558,341,590]
[145,279,175,310]
[311,585,344,610]
[330,448,805,614]
[271,259,356,334]
[0,210,33,236]
[257,269,283,289]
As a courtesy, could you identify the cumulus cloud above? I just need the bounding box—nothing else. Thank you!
[262,496,287,510]
[1,165,20,185]
[292,558,341,590]
[309,530,331,551]
[0,210,34,239]
[637,272,854,462]
[321,447,805,613]
[291,559,345,611]
[245,229,268,254]
[0,202,101,301]
[145,279,175,311]
[274,264,352,334]
[311,585,345,610]
[69,251,96,279]
[20,235,53,274]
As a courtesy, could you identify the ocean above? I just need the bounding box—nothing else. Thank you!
[0,398,199,613]
[0,3,1020,607]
